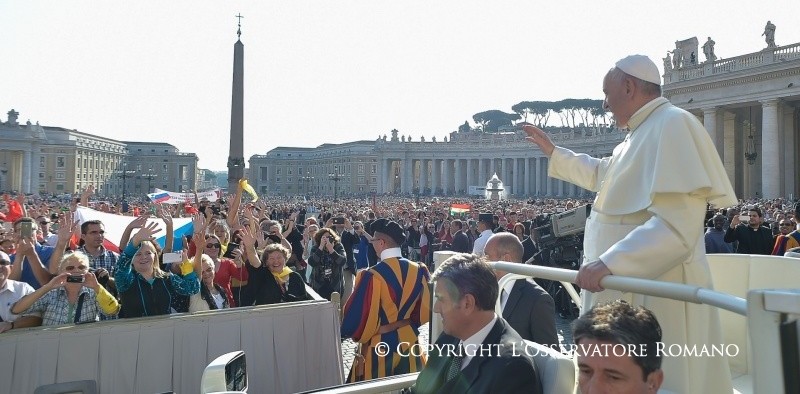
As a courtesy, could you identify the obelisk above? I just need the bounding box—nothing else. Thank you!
[227,14,245,192]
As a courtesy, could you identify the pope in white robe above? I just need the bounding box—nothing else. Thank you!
[525,55,737,393]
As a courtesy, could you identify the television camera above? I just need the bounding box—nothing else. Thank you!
[531,204,590,269]
[530,204,591,318]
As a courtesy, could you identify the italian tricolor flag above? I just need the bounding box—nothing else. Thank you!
[450,203,471,216]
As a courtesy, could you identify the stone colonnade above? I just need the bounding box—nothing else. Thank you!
[379,156,601,197]
[0,147,39,194]
[701,99,796,199]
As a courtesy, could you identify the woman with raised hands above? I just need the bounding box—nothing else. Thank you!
[114,217,201,318]
[239,227,309,305]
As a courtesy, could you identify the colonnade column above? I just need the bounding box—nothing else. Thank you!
[419,159,428,195]
[523,158,531,196]
[440,159,448,194]
[449,159,457,194]
[477,159,486,186]
[539,157,552,195]
[22,149,32,194]
[514,158,521,197]
[466,159,475,194]
[31,147,41,194]
[454,159,464,194]
[761,99,780,198]
[703,107,722,156]
[442,159,454,195]
[431,159,441,195]
[381,159,390,193]
[722,112,737,192]
[402,159,413,194]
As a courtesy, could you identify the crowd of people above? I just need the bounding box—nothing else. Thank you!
[704,200,800,257]
[1,186,797,332]
[0,184,596,330]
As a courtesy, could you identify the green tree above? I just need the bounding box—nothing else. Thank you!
[511,101,535,123]
[472,110,521,133]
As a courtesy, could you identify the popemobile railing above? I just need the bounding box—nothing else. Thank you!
[304,262,798,394]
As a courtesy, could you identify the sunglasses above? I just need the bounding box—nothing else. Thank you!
[206,243,221,249]
[780,223,793,226]
[65,265,89,271]
[39,221,50,225]
[0,259,11,266]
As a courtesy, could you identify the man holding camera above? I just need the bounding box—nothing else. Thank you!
[724,206,773,254]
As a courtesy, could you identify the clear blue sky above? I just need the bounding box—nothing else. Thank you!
[2,1,797,170]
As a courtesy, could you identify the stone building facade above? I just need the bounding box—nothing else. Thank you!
[249,141,378,197]
[663,40,800,199]
[123,142,198,195]
[0,109,200,196]
[249,129,620,198]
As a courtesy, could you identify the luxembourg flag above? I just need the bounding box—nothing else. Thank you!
[148,192,171,204]
[74,206,194,253]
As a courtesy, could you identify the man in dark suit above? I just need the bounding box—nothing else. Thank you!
[449,220,471,253]
[485,233,558,347]
[411,254,542,394]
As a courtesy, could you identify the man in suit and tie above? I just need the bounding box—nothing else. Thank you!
[485,233,559,347]
[411,254,542,394]
[449,220,471,253]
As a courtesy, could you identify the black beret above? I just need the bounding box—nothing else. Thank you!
[372,218,406,246]
[478,213,493,226]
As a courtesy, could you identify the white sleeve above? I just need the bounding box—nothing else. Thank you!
[547,146,608,192]
[599,193,705,279]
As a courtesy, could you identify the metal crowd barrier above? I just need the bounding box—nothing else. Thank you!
[297,261,798,394]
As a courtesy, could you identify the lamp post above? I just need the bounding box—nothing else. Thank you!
[140,171,158,194]
[116,164,136,201]
[300,173,314,196]
[328,171,342,202]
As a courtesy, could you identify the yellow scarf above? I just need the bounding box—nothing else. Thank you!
[271,266,293,286]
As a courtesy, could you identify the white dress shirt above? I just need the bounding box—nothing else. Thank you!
[472,230,494,256]
[460,314,498,369]
[0,279,38,322]
[498,273,518,312]
[380,247,403,261]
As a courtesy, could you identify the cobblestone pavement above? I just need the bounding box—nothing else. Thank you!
[341,313,575,379]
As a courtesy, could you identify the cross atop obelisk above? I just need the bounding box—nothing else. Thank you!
[227,14,245,192]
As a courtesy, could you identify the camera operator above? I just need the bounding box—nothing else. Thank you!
[308,228,346,301]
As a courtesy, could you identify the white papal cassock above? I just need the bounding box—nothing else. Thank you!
[549,97,737,393]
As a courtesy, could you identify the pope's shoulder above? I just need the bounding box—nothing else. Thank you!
[646,100,707,137]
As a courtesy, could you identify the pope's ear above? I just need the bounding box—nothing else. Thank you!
[624,76,636,95]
